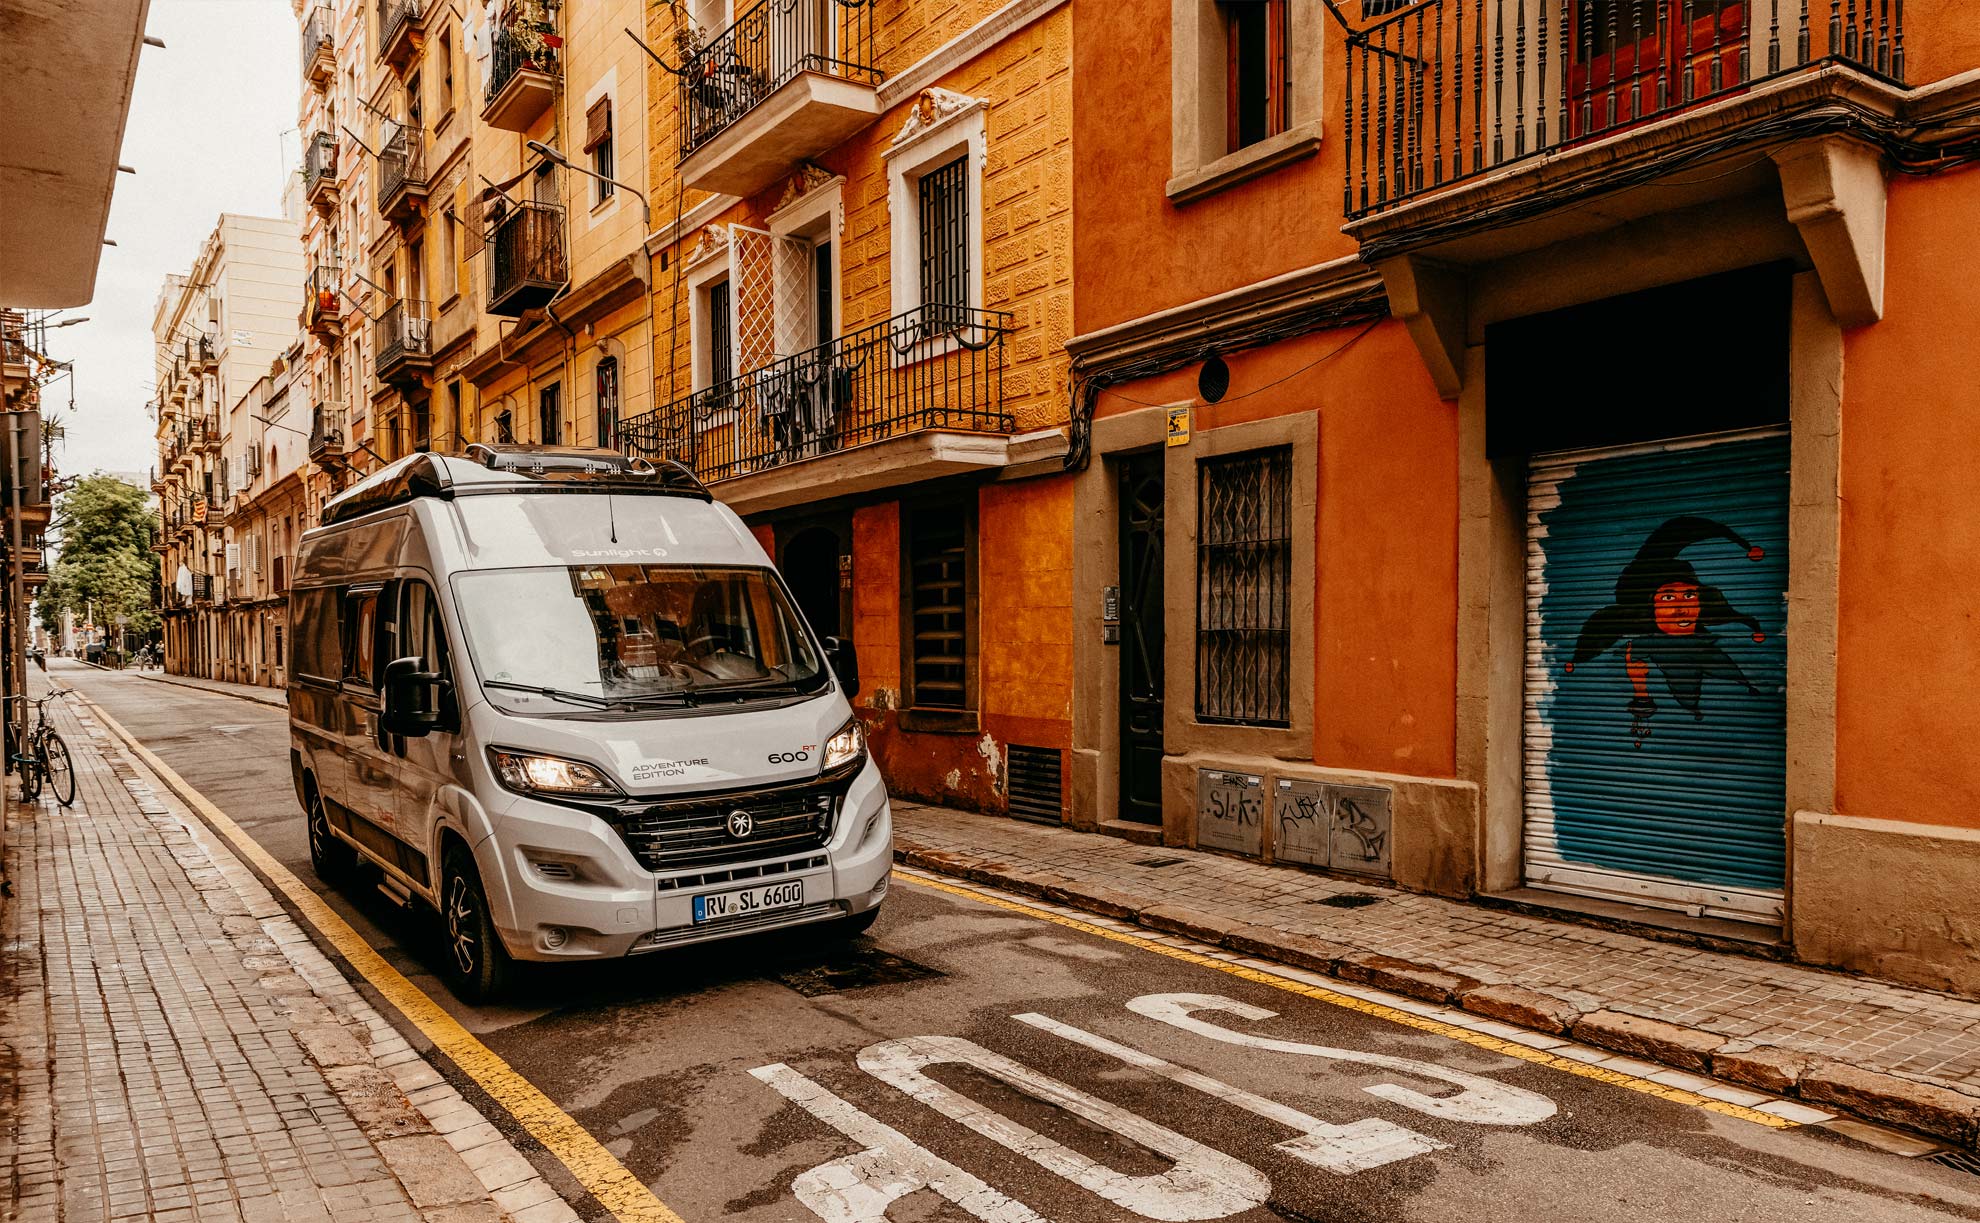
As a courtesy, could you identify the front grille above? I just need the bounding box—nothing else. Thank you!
[656,854,828,893]
[608,787,836,872]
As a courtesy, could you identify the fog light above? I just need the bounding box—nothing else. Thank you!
[542,926,569,950]
[869,874,889,901]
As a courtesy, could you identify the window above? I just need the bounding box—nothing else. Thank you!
[584,97,614,205]
[293,589,341,684]
[447,381,463,450]
[596,356,620,447]
[538,382,561,444]
[412,398,431,451]
[1196,447,1292,725]
[706,280,733,388]
[495,409,514,442]
[916,157,968,315]
[391,580,457,727]
[340,586,381,688]
[441,209,458,299]
[439,30,455,113]
[1223,0,1288,152]
[406,71,423,129]
[904,503,975,711]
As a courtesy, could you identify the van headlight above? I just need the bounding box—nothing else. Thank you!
[820,718,865,773]
[489,748,621,797]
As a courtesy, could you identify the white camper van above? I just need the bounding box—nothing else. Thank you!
[287,446,891,1000]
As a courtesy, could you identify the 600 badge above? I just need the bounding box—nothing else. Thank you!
[768,747,814,764]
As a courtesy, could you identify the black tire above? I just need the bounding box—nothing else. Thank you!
[439,847,512,1004]
[305,787,358,884]
[39,733,73,808]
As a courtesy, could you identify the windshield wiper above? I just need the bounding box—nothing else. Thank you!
[686,679,813,702]
[481,679,616,708]
[606,690,699,708]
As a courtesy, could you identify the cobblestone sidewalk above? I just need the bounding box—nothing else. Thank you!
[0,683,560,1222]
[892,803,1980,1149]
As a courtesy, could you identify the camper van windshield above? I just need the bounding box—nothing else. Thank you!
[454,564,827,708]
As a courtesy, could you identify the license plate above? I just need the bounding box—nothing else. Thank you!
[692,878,806,924]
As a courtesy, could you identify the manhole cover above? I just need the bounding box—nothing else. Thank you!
[772,946,942,997]
[1310,893,1383,908]
[1926,1148,1980,1178]
[1131,856,1187,868]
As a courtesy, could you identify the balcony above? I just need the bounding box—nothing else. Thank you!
[676,0,881,196]
[481,24,559,132]
[304,131,340,213]
[621,304,1015,509]
[1339,0,1908,222]
[309,406,349,469]
[305,264,343,338]
[190,332,216,369]
[375,127,428,225]
[485,201,567,317]
[302,5,334,86]
[374,299,433,384]
[377,0,425,70]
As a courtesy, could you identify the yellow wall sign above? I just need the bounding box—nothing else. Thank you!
[1166,405,1191,447]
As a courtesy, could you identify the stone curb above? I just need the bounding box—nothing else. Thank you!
[135,668,290,709]
[75,696,555,1223]
[894,841,1980,1151]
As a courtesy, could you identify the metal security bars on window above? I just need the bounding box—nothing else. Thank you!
[1197,448,1292,726]
[909,511,968,709]
[917,157,969,326]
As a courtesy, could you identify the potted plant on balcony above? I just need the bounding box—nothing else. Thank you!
[507,0,560,71]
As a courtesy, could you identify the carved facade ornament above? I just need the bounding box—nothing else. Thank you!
[685,224,731,267]
[773,162,838,213]
[891,88,985,150]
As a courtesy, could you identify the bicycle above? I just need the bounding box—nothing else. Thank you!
[8,689,75,807]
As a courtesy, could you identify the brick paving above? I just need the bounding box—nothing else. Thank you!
[0,681,520,1222]
[890,803,1980,1102]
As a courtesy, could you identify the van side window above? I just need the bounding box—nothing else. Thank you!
[292,588,342,684]
[341,589,380,688]
[395,579,459,727]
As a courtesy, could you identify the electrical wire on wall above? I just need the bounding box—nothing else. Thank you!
[1064,285,1391,472]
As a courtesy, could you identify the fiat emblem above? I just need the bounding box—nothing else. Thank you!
[726,809,754,839]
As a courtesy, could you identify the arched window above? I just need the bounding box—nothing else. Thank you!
[596,355,620,448]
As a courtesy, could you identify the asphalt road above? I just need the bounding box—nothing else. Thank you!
[63,661,1980,1223]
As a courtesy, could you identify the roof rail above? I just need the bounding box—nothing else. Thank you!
[461,443,710,498]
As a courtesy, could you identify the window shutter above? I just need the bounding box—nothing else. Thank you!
[455,180,477,289]
[583,97,612,152]
[463,191,486,259]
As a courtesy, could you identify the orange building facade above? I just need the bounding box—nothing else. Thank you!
[632,0,1076,817]
[1065,0,1980,995]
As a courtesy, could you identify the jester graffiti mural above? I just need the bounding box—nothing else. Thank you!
[1564,515,1772,746]
[1527,433,1788,898]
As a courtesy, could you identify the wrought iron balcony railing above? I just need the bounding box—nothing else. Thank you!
[486,201,568,316]
[377,0,425,63]
[376,127,426,219]
[678,0,880,159]
[302,6,334,80]
[1341,0,1909,219]
[305,131,339,194]
[621,304,1011,484]
[373,299,433,377]
[310,406,346,457]
[489,23,559,99]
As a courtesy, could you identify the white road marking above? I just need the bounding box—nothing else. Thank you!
[1128,993,1558,1127]
[748,1063,1047,1223]
[857,1035,1270,1222]
[1013,1012,1447,1174]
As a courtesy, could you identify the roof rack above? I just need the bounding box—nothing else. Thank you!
[317,448,712,527]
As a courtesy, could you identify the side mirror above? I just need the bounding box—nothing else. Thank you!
[822,636,859,697]
[380,655,449,737]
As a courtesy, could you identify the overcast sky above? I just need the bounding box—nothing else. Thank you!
[47,0,296,480]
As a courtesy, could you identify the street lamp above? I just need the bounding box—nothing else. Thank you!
[525,140,656,451]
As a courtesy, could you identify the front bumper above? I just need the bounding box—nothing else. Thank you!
[481,757,893,962]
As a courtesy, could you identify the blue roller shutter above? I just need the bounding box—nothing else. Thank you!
[1522,429,1788,923]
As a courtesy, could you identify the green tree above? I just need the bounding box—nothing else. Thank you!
[37,474,159,640]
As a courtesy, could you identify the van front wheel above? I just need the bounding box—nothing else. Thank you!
[440,848,513,1004]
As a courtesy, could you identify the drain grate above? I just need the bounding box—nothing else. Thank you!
[1310,892,1383,908]
[1926,1148,1980,1177]
[1131,856,1187,868]
[772,946,943,997]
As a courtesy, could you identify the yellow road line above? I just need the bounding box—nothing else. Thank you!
[892,870,1795,1131]
[76,691,686,1223]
